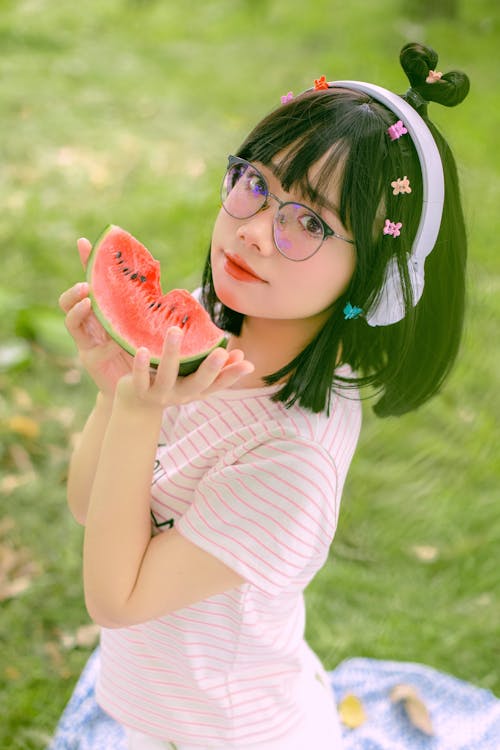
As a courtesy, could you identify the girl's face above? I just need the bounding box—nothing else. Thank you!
[210,157,356,326]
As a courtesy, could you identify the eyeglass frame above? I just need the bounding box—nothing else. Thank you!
[221,155,355,262]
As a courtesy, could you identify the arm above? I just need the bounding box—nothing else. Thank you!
[83,330,253,627]
[67,392,113,525]
[60,239,136,523]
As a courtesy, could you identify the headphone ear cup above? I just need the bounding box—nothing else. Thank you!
[365,255,425,327]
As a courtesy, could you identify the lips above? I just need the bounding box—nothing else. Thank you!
[223,253,266,283]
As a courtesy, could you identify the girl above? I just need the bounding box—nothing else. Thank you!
[59,43,469,750]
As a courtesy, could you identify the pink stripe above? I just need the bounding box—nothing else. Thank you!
[192,484,319,572]
[213,474,330,554]
[259,442,337,504]
[179,505,290,589]
[223,468,335,547]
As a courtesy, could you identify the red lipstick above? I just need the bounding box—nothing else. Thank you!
[223,253,266,283]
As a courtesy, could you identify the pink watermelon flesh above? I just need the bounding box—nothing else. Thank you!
[87,225,227,374]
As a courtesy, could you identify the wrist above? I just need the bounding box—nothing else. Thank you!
[111,390,165,423]
[96,391,114,412]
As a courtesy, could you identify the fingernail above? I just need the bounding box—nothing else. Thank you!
[137,348,150,364]
[210,350,228,368]
[168,327,183,344]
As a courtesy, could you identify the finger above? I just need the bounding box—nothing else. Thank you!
[224,349,244,365]
[77,238,93,269]
[152,327,184,391]
[64,297,97,348]
[132,347,152,397]
[59,282,89,314]
[204,360,255,394]
[177,346,231,397]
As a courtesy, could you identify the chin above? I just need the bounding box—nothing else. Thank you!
[212,280,245,315]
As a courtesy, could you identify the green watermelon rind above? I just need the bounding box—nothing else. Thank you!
[86,225,227,376]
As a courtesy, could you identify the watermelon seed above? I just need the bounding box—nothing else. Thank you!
[130,273,138,280]
[122,267,129,273]
[140,276,147,283]
[148,302,156,309]
[155,302,162,310]
[169,305,177,313]
[181,315,189,326]
[115,251,122,258]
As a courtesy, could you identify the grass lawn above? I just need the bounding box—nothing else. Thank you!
[0,1,498,747]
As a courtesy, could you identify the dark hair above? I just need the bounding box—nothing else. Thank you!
[202,43,470,417]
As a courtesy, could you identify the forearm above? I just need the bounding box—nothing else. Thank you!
[83,399,163,625]
[67,392,113,525]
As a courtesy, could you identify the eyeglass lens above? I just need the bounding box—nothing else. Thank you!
[221,160,327,261]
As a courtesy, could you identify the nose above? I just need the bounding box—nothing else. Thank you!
[236,203,277,256]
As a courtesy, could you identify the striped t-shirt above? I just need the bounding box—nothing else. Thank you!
[96,375,362,745]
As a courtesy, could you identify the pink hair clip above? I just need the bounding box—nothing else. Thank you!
[383,219,403,238]
[387,120,408,141]
[314,75,329,91]
[280,91,294,105]
[426,70,443,83]
[391,176,412,195]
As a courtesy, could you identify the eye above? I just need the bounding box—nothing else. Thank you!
[298,211,324,238]
[245,169,267,198]
[227,164,245,191]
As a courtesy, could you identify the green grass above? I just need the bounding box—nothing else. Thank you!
[0,1,498,747]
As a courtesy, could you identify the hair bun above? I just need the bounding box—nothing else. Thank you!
[400,42,470,109]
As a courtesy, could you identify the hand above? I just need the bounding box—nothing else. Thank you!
[59,238,134,397]
[115,327,254,411]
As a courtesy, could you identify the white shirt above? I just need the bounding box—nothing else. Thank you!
[96,375,362,745]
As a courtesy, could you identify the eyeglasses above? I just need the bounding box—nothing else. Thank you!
[220,155,355,262]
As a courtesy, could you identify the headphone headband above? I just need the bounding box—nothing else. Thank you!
[310,81,445,326]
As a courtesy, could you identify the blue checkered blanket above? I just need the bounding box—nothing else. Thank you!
[48,649,499,749]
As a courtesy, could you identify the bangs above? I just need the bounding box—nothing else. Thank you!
[236,88,397,234]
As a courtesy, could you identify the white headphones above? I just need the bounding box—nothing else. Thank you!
[318,81,445,327]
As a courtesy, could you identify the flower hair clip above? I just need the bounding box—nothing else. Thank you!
[313,75,329,90]
[280,91,294,105]
[383,219,403,237]
[343,302,363,320]
[387,120,408,141]
[391,176,412,195]
[426,70,443,83]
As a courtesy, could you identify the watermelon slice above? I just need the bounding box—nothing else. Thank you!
[87,225,227,375]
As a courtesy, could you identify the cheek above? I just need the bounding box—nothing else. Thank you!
[288,253,355,313]
[209,243,243,313]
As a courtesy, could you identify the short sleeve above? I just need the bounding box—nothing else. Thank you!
[176,439,338,596]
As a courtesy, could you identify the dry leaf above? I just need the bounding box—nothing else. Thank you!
[0,517,15,535]
[9,444,35,473]
[0,472,36,495]
[63,368,82,385]
[6,415,41,439]
[44,641,72,679]
[0,574,32,600]
[4,665,21,681]
[411,545,439,563]
[390,683,434,735]
[60,623,101,650]
[339,693,367,729]
[47,406,76,428]
[12,387,33,410]
[0,523,41,602]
